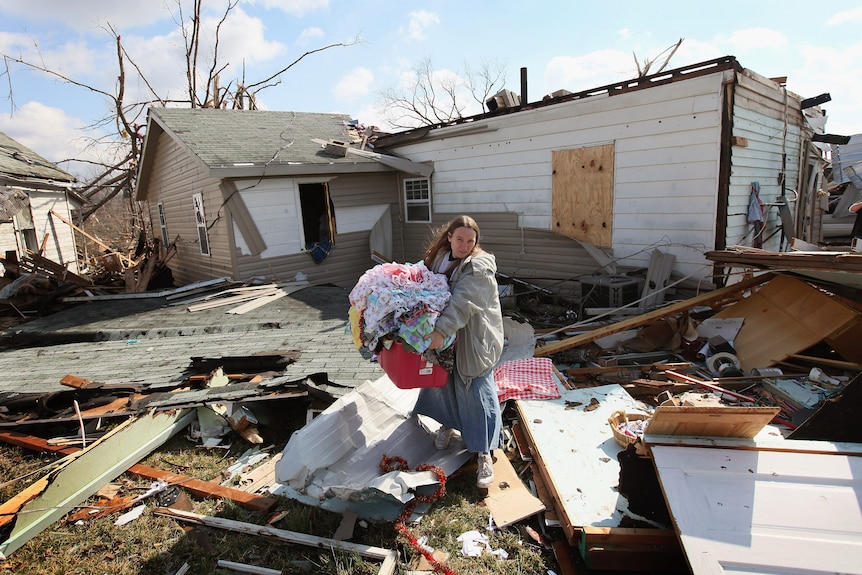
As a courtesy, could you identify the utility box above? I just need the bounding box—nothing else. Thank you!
[580,275,642,310]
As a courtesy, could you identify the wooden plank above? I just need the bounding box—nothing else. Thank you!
[644,406,780,438]
[484,449,545,529]
[534,272,773,356]
[579,526,687,572]
[528,464,560,526]
[227,289,289,314]
[565,362,692,376]
[187,291,268,312]
[0,430,277,512]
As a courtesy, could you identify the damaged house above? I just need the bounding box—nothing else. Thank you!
[0,131,81,276]
[376,56,827,291]
[134,108,432,288]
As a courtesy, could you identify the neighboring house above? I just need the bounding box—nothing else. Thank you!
[0,131,81,274]
[134,108,432,288]
[825,133,862,239]
[377,56,827,288]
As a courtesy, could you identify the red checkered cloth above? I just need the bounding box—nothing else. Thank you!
[493,357,562,402]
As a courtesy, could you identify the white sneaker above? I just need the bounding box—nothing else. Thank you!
[477,452,494,488]
[434,426,455,450]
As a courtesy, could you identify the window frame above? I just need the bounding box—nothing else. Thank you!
[403,177,432,223]
[156,202,169,246]
[192,193,210,256]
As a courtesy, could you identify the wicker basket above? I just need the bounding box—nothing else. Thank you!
[607,410,650,447]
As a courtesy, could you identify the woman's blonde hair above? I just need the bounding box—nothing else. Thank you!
[423,215,483,267]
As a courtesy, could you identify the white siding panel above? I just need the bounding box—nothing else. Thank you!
[234,178,303,257]
[28,191,79,273]
[728,72,807,253]
[0,223,15,259]
[336,204,390,234]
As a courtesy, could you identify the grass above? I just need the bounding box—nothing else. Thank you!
[0,430,562,575]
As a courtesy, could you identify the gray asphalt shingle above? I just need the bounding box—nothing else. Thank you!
[0,286,382,396]
[149,108,375,168]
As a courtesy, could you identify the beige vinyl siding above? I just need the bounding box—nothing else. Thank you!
[234,171,401,287]
[726,70,806,252]
[144,133,235,286]
[403,212,603,298]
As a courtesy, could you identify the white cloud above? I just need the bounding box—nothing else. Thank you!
[618,28,632,40]
[0,0,175,33]
[545,49,636,94]
[0,30,105,79]
[240,0,329,17]
[724,28,788,52]
[297,27,324,44]
[401,11,440,42]
[333,67,373,103]
[0,101,101,173]
[788,40,862,134]
[827,6,862,25]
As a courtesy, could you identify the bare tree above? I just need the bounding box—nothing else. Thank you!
[634,38,685,78]
[379,57,507,129]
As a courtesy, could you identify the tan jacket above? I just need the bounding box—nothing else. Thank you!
[432,251,504,380]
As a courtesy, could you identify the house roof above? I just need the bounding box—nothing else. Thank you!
[0,284,381,396]
[149,107,375,168]
[0,130,76,187]
[136,108,405,199]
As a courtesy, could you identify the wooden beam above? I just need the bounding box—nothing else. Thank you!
[48,209,135,266]
[534,273,773,357]
[156,508,398,575]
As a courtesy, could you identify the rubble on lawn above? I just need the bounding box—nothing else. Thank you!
[1,247,861,573]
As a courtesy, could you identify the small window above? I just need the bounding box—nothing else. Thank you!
[157,202,169,246]
[192,193,210,256]
[404,177,431,223]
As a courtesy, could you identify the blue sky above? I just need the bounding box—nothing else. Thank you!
[1,0,861,178]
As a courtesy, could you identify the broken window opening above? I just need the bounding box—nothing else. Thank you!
[404,177,432,223]
[192,193,210,256]
[157,202,169,246]
[299,183,336,264]
[12,203,38,254]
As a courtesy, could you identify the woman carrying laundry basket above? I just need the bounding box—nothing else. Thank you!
[414,215,505,489]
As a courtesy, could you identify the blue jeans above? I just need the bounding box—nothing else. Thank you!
[413,369,502,453]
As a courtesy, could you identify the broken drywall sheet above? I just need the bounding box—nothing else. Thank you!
[271,375,471,521]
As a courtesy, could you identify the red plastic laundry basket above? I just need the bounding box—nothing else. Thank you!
[378,343,449,389]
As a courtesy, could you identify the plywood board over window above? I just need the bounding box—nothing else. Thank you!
[552,144,614,248]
